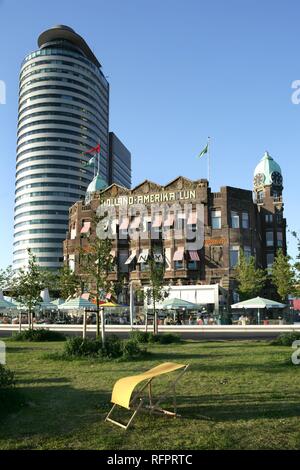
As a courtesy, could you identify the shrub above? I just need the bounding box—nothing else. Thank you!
[121,339,146,359]
[130,331,181,345]
[13,328,66,342]
[0,364,15,388]
[64,336,102,357]
[271,331,300,346]
[150,333,181,344]
[63,335,146,360]
[129,330,152,344]
[101,335,122,358]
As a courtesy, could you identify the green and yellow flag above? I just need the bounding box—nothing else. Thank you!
[197,143,209,159]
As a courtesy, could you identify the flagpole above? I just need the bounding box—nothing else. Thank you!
[207,136,211,184]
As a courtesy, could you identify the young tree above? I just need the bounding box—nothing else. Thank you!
[271,249,296,301]
[78,224,115,341]
[0,266,13,293]
[145,251,169,335]
[11,250,49,328]
[291,231,300,295]
[56,266,81,300]
[234,250,267,300]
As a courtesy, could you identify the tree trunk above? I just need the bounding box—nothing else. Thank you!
[100,307,105,344]
[153,296,158,335]
[96,293,100,338]
[83,309,87,339]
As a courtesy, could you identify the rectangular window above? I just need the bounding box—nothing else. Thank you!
[230,246,240,268]
[266,231,274,247]
[231,211,240,229]
[267,253,274,273]
[174,260,184,270]
[277,231,283,247]
[211,209,221,229]
[244,246,252,260]
[257,190,264,203]
[265,214,273,223]
[188,260,198,270]
[242,212,249,229]
[118,249,129,273]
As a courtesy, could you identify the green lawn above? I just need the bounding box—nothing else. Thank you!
[0,338,300,450]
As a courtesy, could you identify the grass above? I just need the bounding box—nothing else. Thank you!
[0,338,300,450]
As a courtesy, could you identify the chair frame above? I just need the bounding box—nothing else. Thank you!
[105,364,189,430]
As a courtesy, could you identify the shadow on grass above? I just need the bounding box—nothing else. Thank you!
[179,392,300,422]
[0,382,111,443]
[16,377,71,385]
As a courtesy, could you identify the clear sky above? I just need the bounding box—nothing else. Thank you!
[0,0,299,268]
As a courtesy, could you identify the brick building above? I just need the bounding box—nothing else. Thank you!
[63,152,286,309]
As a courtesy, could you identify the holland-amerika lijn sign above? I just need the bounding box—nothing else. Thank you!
[102,190,197,207]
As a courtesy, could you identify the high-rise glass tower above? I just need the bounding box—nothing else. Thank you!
[13,25,109,270]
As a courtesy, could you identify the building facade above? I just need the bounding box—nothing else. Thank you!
[63,152,286,307]
[108,132,131,188]
[13,25,131,271]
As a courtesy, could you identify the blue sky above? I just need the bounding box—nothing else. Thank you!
[0,0,299,268]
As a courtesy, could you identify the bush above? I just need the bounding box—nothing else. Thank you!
[64,336,102,357]
[102,335,122,358]
[63,335,146,360]
[0,364,15,388]
[129,330,152,344]
[130,331,181,345]
[150,333,181,344]
[13,328,66,342]
[271,331,300,346]
[121,339,146,359]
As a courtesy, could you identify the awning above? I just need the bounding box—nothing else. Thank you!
[173,247,184,261]
[152,214,162,228]
[187,212,197,225]
[124,251,136,265]
[119,217,129,230]
[80,221,91,233]
[189,250,200,261]
[130,217,141,230]
[164,214,174,227]
[137,249,149,263]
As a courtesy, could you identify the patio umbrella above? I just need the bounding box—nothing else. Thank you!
[38,300,58,310]
[231,296,286,324]
[51,298,65,307]
[161,298,199,310]
[0,298,17,309]
[100,301,119,308]
[59,296,97,310]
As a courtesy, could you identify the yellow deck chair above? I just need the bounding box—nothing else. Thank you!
[105,362,189,430]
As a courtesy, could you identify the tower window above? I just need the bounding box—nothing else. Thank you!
[267,253,274,274]
[242,212,249,229]
[230,246,240,268]
[257,190,264,203]
[231,211,239,229]
[244,246,252,260]
[277,231,283,248]
[265,214,273,223]
[211,209,221,229]
[266,231,274,247]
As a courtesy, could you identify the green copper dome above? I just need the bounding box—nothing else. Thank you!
[85,173,107,203]
[253,151,283,188]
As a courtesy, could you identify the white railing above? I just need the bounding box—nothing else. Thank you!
[1,324,300,333]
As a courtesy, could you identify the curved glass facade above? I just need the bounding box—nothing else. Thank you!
[13,27,109,270]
